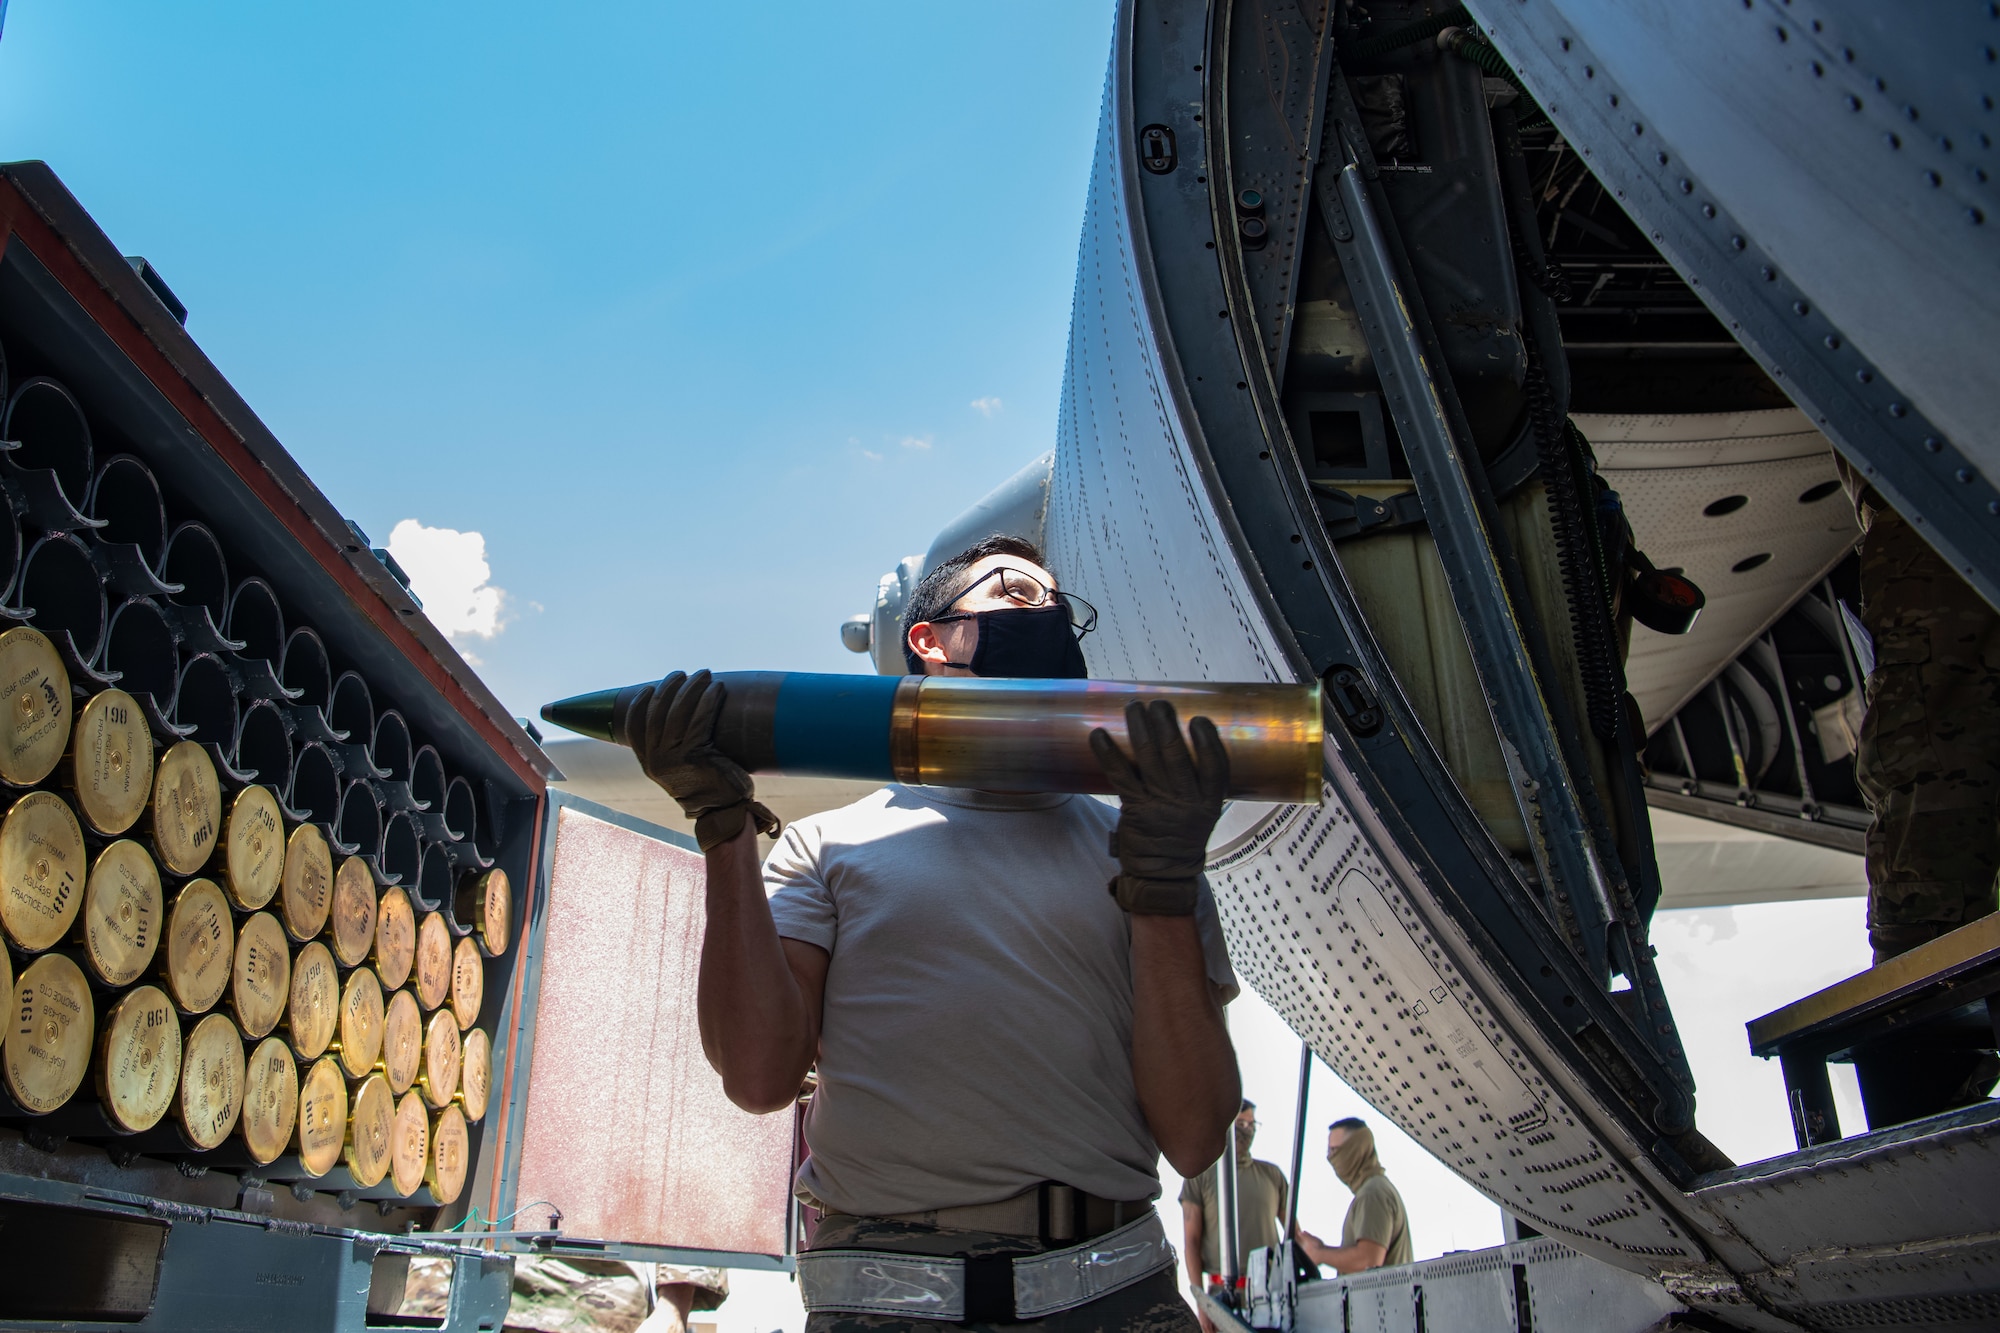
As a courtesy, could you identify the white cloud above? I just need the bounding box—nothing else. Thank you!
[899,434,933,451]
[970,396,1002,418]
[861,449,884,462]
[387,519,507,640]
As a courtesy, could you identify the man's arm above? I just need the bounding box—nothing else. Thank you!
[1131,917,1239,1173]
[1181,1201,1207,1291]
[696,821,829,1113]
[1293,1228,1388,1275]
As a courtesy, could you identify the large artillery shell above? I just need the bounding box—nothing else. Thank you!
[418,1007,459,1110]
[449,936,483,1030]
[5,952,92,1113]
[295,1054,347,1177]
[328,855,376,968]
[390,1089,429,1197]
[373,884,415,992]
[279,822,332,942]
[427,1103,469,1205]
[412,911,450,1012]
[241,1035,299,1167]
[0,790,86,952]
[344,1072,394,1189]
[380,988,422,1095]
[70,688,153,836]
[161,878,233,1014]
[221,785,284,911]
[0,626,71,787]
[229,911,291,1039]
[334,965,384,1079]
[95,983,180,1133]
[79,839,160,986]
[457,1025,490,1123]
[286,940,339,1059]
[176,1011,245,1151]
[456,867,510,959]
[151,741,221,875]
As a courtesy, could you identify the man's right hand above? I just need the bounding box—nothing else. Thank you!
[629,669,779,852]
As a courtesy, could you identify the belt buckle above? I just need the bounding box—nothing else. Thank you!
[1037,1181,1080,1245]
[961,1252,1017,1324]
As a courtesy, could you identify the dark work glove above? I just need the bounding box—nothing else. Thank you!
[629,669,780,852]
[1088,699,1230,915]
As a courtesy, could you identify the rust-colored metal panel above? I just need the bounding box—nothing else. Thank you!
[512,804,793,1256]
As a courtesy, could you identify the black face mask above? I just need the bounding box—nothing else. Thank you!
[943,604,1089,679]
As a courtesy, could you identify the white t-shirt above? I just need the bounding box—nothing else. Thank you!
[764,784,1239,1218]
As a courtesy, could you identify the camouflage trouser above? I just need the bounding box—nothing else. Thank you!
[1856,508,2000,962]
[802,1214,1197,1333]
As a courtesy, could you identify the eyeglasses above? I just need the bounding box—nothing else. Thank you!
[931,566,1098,636]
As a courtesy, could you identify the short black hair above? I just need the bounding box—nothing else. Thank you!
[900,535,1051,672]
[1239,1099,1256,1113]
[1330,1117,1366,1132]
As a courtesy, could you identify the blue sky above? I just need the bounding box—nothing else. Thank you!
[0,1,1116,720]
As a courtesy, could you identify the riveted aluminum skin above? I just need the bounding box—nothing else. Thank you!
[279,822,332,941]
[4,952,93,1113]
[177,1011,245,1151]
[373,883,415,992]
[96,983,180,1133]
[221,784,284,910]
[449,935,483,1030]
[294,1053,347,1177]
[78,839,160,986]
[150,741,220,876]
[412,911,450,1011]
[379,988,422,1095]
[70,688,152,836]
[285,940,338,1059]
[328,855,375,968]
[344,1071,394,1189]
[0,789,87,952]
[419,1007,459,1109]
[161,878,233,1015]
[240,1034,298,1166]
[334,965,384,1080]
[0,626,71,787]
[455,866,510,958]
[426,1102,469,1205]
[229,911,291,1039]
[390,1088,429,1197]
[457,1024,490,1123]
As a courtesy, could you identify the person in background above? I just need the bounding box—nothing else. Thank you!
[1293,1118,1410,1274]
[1180,1100,1288,1333]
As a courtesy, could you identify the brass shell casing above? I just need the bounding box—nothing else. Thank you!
[328,855,376,968]
[373,884,415,992]
[229,911,292,1040]
[412,911,450,1011]
[390,1089,430,1197]
[221,785,285,911]
[5,952,93,1113]
[70,689,153,836]
[286,940,340,1060]
[344,1072,394,1189]
[457,1025,490,1123]
[418,1008,460,1110]
[279,823,332,942]
[240,1035,299,1167]
[295,1054,348,1177]
[427,1103,469,1205]
[95,983,181,1134]
[455,867,510,959]
[379,989,422,1095]
[176,1011,246,1151]
[79,840,161,987]
[150,741,221,876]
[161,878,234,1015]
[334,966,385,1080]
[0,626,72,787]
[0,790,87,953]
[449,935,483,1030]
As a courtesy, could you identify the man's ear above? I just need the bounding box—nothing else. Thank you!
[907,622,950,667]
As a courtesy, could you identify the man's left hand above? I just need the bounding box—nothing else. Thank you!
[1090,699,1229,914]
